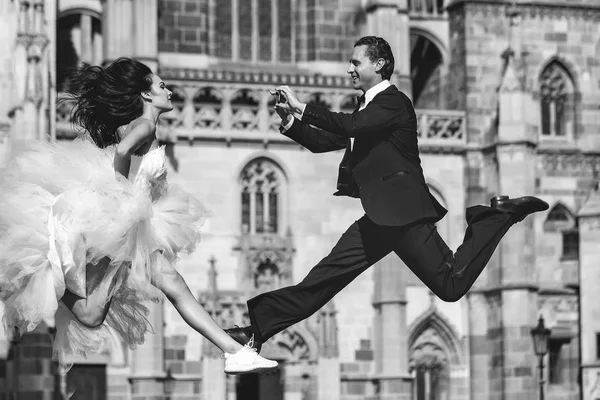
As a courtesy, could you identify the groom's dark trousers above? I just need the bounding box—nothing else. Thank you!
[247,85,515,343]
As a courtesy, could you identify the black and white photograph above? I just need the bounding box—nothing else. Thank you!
[0,0,598,399]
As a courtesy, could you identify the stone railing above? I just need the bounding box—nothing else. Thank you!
[416,109,466,148]
[56,70,466,150]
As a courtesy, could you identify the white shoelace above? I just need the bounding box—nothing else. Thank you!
[224,334,258,359]
[244,335,259,356]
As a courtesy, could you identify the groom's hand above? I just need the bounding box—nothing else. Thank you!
[273,86,305,119]
[269,90,292,126]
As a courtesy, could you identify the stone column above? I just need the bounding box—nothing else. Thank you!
[578,190,600,400]
[132,0,158,68]
[129,301,166,399]
[46,0,57,142]
[103,0,158,68]
[0,0,18,157]
[80,14,93,64]
[102,0,133,62]
[202,256,227,400]
[373,253,412,400]
[10,0,51,146]
[495,55,539,400]
[365,0,412,98]
[317,302,340,400]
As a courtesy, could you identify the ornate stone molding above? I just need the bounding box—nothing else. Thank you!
[274,329,311,361]
[538,295,578,315]
[56,85,467,151]
[448,1,600,21]
[537,151,600,177]
[580,217,600,231]
[234,233,295,293]
[538,294,579,338]
[159,68,352,88]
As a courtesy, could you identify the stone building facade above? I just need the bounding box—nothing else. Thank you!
[0,0,599,400]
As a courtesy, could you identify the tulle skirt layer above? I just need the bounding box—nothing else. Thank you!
[0,137,208,371]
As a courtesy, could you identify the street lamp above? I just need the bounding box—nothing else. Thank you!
[530,316,551,400]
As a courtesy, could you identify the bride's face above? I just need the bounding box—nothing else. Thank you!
[147,74,173,111]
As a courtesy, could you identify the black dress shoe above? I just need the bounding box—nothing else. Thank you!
[490,195,549,221]
[225,326,262,353]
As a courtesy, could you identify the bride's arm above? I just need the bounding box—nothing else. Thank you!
[114,119,155,178]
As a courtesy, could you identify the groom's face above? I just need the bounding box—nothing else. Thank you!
[347,45,381,93]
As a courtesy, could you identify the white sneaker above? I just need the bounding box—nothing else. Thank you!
[223,336,278,375]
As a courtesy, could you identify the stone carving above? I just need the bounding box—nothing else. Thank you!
[416,110,465,144]
[538,152,600,177]
[460,2,600,22]
[275,329,310,360]
[538,295,578,315]
[55,79,466,149]
[580,217,600,231]
[254,259,280,292]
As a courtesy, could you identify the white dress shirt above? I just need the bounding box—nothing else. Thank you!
[281,79,391,150]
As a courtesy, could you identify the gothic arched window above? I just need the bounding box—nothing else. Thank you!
[539,62,575,138]
[240,158,285,234]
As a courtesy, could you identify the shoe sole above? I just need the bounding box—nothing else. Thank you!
[224,364,279,375]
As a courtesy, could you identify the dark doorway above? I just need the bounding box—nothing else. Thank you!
[67,364,107,400]
[236,367,284,400]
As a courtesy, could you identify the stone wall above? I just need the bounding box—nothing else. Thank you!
[448,1,600,145]
[303,0,362,62]
[158,0,209,54]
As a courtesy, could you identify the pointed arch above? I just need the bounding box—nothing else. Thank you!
[263,323,320,362]
[543,203,579,261]
[408,309,464,400]
[408,308,463,365]
[409,28,447,108]
[543,202,576,232]
[238,156,288,235]
[537,58,578,139]
[537,56,579,90]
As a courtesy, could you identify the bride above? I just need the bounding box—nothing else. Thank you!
[0,57,276,375]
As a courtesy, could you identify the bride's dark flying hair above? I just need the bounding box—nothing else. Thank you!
[63,57,153,148]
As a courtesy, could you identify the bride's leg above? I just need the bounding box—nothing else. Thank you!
[150,253,242,354]
[61,257,122,328]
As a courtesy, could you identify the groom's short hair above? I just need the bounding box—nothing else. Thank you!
[354,36,395,81]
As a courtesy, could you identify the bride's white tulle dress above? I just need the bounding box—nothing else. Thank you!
[0,136,208,372]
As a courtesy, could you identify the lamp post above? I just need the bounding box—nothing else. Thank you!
[530,316,551,400]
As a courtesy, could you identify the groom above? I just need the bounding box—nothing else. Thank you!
[226,36,548,351]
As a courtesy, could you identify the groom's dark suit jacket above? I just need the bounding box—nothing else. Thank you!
[282,84,447,227]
